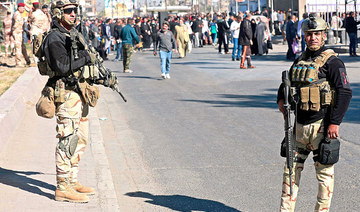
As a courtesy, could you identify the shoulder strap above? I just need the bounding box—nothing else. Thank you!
[296,51,307,61]
[314,49,337,68]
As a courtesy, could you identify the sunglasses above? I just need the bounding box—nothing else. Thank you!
[63,7,78,14]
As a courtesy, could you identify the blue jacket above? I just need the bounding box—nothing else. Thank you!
[286,21,297,41]
[120,24,139,45]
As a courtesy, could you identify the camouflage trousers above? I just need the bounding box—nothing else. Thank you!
[55,90,89,185]
[13,31,30,65]
[280,119,335,212]
[4,33,14,56]
[122,43,134,71]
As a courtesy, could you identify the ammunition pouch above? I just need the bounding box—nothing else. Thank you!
[313,137,340,165]
[80,64,99,80]
[54,79,66,103]
[58,133,79,159]
[294,79,333,112]
[79,82,100,107]
[37,59,56,78]
[290,49,337,112]
[36,86,55,118]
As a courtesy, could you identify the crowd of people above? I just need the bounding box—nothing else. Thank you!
[72,10,275,75]
[1,3,360,72]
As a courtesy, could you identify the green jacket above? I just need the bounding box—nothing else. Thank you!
[120,24,139,45]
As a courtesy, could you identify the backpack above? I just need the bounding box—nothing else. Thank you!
[32,30,56,77]
[32,31,49,58]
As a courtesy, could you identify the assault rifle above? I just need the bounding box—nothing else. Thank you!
[70,35,127,102]
[282,70,294,195]
[88,46,127,102]
[70,30,127,102]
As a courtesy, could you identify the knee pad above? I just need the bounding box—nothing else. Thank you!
[58,134,79,158]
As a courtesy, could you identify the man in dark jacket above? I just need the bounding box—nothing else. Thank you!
[286,15,298,60]
[217,14,230,54]
[239,13,254,69]
[113,19,123,61]
[134,18,142,51]
[345,12,360,56]
[169,17,178,35]
[150,18,158,49]
[191,17,202,47]
[141,17,152,48]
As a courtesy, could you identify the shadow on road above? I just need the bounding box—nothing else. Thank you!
[251,53,291,62]
[172,61,228,65]
[0,167,55,200]
[179,90,278,109]
[117,75,162,80]
[343,82,360,124]
[178,83,358,124]
[125,191,242,212]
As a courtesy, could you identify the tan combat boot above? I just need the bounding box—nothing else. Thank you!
[71,182,95,195]
[55,178,89,203]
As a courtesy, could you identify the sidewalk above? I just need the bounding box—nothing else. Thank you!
[0,68,120,211]
[0,42,358,211]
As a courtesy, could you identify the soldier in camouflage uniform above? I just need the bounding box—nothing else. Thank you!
[3,10,14,56]
[41,0,98,203]
[11,3,31,67]
[41,5,52,33]
[120,18,139,73]
[277,14,352,212]
[3,10,14,57]
[29,2,48,39]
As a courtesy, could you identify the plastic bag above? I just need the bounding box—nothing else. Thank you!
[187,41,192,53]
[292,40,300,54]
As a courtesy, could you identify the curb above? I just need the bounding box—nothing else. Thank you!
[89,107,121,211]
[0,67,121,211]
[0,67,46,154]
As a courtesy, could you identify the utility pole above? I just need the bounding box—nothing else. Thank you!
[235,0,238,15]
[191,0,194,13]
[271,0,274,33]
[345,0,347,45]
[111,0,113,17]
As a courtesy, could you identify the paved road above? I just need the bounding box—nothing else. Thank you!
[1,44,358,212]
[96,45,360,212]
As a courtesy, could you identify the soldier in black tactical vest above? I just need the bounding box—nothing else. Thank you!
[277,14,352,212]
[41,0,99,203]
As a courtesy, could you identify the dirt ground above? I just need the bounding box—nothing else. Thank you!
[0,55,27,96]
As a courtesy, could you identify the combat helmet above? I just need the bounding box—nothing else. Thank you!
[302,14,329,32]
[53,0,78,8]
[51,0,78,20]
